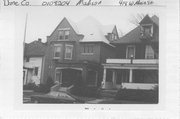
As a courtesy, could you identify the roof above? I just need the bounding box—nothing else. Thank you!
[66,16,116,46]
[151,15,159,26]
[24,40,47,57]
[112,15,159,44]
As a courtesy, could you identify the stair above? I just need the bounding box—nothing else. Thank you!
[100,89,118,98]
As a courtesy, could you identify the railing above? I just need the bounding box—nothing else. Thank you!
[106,59,158,64]
[121,83,158,90]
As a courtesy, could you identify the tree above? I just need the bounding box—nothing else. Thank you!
[129,13,145,26]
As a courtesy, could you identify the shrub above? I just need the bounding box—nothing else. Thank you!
[23,83,37,90]
[34,84,50,93]
[115,89,158,103]
[33,76,55,93]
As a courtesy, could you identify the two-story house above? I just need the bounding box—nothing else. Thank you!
[101,15,159,90]
[23,39,47,85]
[44,17,118,90]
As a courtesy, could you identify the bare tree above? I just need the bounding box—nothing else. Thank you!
[129,13,145,26]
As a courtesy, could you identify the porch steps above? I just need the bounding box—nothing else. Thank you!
[100,89,118,98]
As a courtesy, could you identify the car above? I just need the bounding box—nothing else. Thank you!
[30,91,85,103]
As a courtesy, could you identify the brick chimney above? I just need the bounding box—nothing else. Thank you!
[38,38,42,42]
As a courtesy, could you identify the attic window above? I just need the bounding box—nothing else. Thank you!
[58,30,70,40]
[140,24,153,37]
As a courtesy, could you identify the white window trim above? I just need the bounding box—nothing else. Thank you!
[64,44,73,60]
[53,44,62,59]
[126,45,136,59]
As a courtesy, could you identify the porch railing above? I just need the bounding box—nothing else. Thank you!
[121,83,158,90]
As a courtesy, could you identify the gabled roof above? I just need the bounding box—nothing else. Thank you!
[24,40,47,57]
[112,15,159,44]
[63,16,116,46]
[76,16,111,44]
[139,15,154,25]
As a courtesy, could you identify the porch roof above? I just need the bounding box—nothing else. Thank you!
[103,63,158,70]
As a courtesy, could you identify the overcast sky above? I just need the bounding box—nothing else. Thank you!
[13,6,161,43]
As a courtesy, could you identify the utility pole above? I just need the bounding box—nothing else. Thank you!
[23,13,28,58]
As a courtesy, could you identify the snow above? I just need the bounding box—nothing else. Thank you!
[66,16,115,45]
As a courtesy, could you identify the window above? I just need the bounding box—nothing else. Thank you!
[65,45,73,60]
[58,30,70,40]
[145,45,154,59]
[126,45,135,59]
[82,44,94,54]
[34,67,38,76]
[141,24,153,36]
[59,31,64,40]
[54,44,62,59]
[65,30,70,39]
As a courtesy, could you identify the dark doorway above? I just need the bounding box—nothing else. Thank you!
[61,68,82,87]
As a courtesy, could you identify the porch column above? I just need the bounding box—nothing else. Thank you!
[112,70,116,86]
[129,69,133,83]
[102,68,107,88]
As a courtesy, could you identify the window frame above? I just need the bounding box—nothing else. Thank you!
[145,45,155,59]
[141,24,153,37]
[82,44,94,55]
[58,29,70,40]
[126,45,136,59]
[64,44,73,60]
[53,44,62,59]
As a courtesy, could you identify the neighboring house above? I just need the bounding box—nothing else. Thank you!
[102,15,159,90]
[23,39,47,85]
[44,16,118,88]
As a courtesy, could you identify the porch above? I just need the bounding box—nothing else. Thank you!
[101,59,158,90]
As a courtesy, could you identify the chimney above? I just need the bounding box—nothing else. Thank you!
[38,38,42,42]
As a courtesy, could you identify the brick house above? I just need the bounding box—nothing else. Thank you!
[43,16,119,90]
[23,39,47,85]
[102,15,159,90]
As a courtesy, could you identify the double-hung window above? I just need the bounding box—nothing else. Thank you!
[54,44,62,59]
[65,44,73,60]
[58,29,70,40]
[59,31,64,40]
[126,45,135,59]
[145,45,154,59]
[82,44,94,54]
[65,30,70,40]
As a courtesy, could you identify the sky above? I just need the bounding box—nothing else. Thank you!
[13,6,161,43]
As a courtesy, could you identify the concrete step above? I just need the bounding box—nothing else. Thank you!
[100,89,118,98]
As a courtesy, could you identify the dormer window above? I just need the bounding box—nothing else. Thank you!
[140,24,153,37]
[108,33,117,41]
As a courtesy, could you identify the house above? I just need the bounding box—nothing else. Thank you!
[23,39,47,85]
[101,15,159,90]
[44,16,119,90]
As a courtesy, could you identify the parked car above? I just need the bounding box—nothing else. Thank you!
[30,91,85,103]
